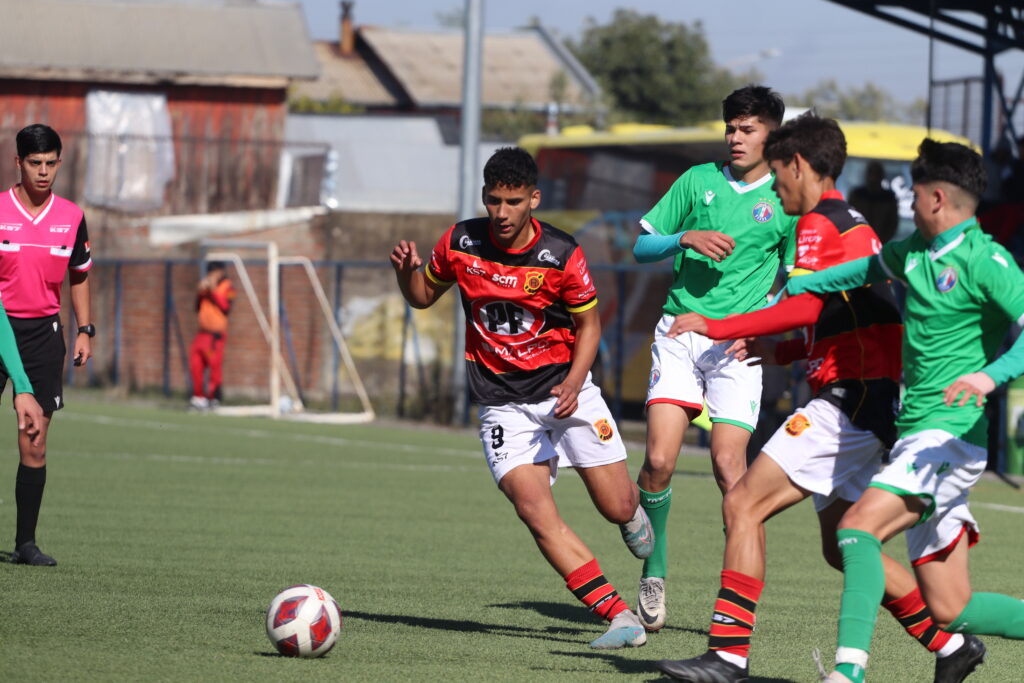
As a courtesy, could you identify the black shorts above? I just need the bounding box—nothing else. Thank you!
[0,314,66,413]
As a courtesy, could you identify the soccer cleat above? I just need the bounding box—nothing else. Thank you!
[12,541,57,566]
[820,673,855,683]
[619,506,655,559]
[589,610,647,649]
[934,634,986,683]
[189,396,209,411]
[655,651,749,682]
[637,576,667,632]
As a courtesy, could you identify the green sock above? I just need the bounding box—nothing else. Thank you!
[949,592,1024,638]
[834,529,883,683]
[639,486,671,579]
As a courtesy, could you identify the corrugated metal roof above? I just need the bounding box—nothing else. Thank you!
[350,26,597,111]
[0,0,318,85]
[290,42,400,107]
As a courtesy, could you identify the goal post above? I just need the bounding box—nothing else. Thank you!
[198,240,375,424]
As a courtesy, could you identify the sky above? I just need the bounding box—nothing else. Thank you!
[295,0,1022,109]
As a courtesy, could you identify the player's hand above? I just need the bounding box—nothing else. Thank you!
[73,334,92,367]
[943,372,996,407]
[389,240,423,277]
[680,230,736,262]
[550,379,583,418]
[722,336,774,365]
[666,313,708,338]
[13,393,43,447]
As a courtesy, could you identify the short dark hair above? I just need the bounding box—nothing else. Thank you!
[483,147,538,189]
[722,85,785,128]
[16,124,62,158]
[764,111,847,180]
[206,260,228,273]
[911,139,986,202]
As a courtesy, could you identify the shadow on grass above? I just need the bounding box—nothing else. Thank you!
[0,551,15,563]
[343,609,586,644]
[539,650,796,681]
[490,601,707,637]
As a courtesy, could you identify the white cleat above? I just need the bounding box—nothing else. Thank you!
[589,610,647,649]
[637,576,666,632]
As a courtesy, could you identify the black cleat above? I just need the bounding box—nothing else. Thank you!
[656,651,749,682]
[12,541,57,566]
[934,634,985,683]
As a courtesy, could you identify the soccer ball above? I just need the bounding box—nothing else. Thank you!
[265,584,342,658]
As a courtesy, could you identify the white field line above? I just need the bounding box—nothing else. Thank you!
[60,412,481,460]
[63,450,478,474]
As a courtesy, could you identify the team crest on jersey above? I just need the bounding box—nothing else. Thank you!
[703,190,715,206]
[936,267,958,292]
[524,271,545,294]
[649,367,660,389]
[784,413,811,436]
[752,201,774,223]
[593,418,614,442]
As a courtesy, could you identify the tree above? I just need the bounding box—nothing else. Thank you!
[789,79,924,124]
[566,10,752,126]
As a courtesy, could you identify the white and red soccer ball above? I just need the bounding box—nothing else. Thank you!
[265,584,342,658]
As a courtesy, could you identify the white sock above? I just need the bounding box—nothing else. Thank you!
[936,633,965,658]
[715,650,747,668]
[622,504,646,533]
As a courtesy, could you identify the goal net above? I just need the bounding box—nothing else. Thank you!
[199,239,375,424]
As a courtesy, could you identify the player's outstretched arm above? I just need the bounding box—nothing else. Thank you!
[667,293,823,340]
[0,298,43,445]
[787,255,886,296]
[389,240,449,309]
[551,306,601,418]
[948,321,1024,406]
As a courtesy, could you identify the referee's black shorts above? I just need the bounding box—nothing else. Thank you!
[0,314,67,413]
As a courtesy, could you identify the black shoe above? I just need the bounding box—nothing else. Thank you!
[656,651,749,682]
[934,634,985,683]
[12,541,57,566]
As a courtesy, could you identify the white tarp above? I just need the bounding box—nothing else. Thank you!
[84,90,175,211]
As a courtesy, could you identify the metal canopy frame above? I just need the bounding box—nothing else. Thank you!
[826,1,1024,154]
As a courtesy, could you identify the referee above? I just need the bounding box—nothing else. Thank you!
[1,124,94,566]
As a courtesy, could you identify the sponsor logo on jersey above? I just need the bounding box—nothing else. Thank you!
[538,249,561,266]
[848,208,868,224]
[905,256,920,274]
[50,224,71,233]
[459,235,481,250]
[784,413,811,436]
[752,200,774,223]
[0,224,21,231]
[466,260,488,277]
[523,271,545,294]
[491,273,518,288]
[704,190,716,206]
[712,613,736,624]
[593,418,614,442]
[936,266,958,292]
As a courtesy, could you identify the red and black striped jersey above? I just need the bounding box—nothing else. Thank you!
[792,190,902,393]
[426,217,598,405]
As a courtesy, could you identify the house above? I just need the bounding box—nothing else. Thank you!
[0,0,319,218]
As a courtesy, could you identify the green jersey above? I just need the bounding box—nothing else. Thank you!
[641,162,796,317]
[879,218,1024,446]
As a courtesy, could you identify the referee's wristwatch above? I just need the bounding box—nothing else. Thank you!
[77,324,96,338]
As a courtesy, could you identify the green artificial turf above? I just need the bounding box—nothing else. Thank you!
[1,392,1021,681]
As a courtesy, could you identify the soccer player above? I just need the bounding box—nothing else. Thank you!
[2,124,94,566]
[390,147,654,649]
[654,114,985,683]
[189,260,235,410]
[632,85,797,631]
[780,139,1024,683]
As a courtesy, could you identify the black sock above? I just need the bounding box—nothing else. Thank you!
[15,463,46,547]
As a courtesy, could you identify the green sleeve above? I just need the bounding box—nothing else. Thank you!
[641,169,694,236]
[0,300,32,394]
[785,255,888,296]
[978,243,1024,385]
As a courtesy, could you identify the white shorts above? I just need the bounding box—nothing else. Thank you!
[477,376,628,485]
[762,399,884,512]
[646,314,762,431]
[871,429,982,565]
